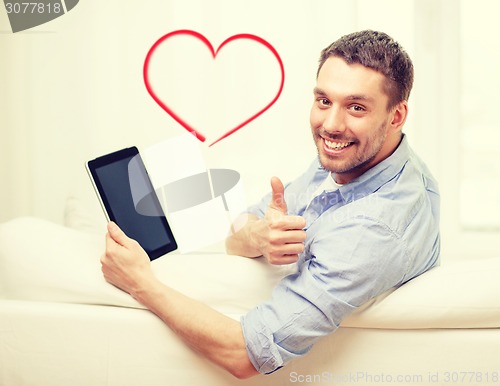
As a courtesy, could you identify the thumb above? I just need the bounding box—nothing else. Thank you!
[107,221,130,247]
[269,176,288,214]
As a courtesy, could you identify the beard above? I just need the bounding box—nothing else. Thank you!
[314,120,388,176]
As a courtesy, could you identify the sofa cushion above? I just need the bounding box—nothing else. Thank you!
[1,216,500,329]
[343,255,500,329]
[0,217,291,315]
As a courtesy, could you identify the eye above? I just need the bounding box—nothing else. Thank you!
[348,104,366,113]
[317,98,331,107]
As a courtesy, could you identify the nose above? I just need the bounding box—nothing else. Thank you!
[322,105,346,134]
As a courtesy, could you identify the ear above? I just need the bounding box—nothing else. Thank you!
[390,101,408,131]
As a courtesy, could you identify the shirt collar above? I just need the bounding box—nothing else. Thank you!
[320,134,410,203]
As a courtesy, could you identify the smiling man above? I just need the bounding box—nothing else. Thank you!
[102,30,440,378]
[312,57,403,184]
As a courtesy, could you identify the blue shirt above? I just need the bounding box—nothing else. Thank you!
[240,135,440,374]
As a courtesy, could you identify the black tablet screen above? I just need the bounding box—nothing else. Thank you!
[88,147,177,260]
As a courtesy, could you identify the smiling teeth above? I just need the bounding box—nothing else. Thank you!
[325,139,351,149]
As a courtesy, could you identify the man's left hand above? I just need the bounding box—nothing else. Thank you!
[100,222,155,298]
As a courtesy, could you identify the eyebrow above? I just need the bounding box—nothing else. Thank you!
[313,87,375,103]
[313,87,327,96]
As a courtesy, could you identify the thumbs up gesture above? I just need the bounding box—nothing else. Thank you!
[257,177,307,265]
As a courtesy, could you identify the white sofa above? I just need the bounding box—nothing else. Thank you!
[1,216,500,386]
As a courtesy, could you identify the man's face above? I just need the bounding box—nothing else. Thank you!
[310,56,399,184]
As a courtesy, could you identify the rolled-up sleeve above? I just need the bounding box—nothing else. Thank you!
[240,216,408,374]
[241,269,357,373]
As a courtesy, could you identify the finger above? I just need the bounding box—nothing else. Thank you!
[104,232,118,256]
[107,221,129,247]
[268,253,300,265]
[271,215,306,230]
[278,254,300,264]
[270,230,307,244]
[269,176,287,214]
[277,242,305,255]
[267,241,305,258]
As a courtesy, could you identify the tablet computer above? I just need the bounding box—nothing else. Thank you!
[86,146,177,260]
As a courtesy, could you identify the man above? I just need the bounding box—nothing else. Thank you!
[101,30,440,378]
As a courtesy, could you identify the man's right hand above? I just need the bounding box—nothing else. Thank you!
[252,176,307,265]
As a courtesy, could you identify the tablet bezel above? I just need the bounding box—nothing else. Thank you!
[86,146,177,260]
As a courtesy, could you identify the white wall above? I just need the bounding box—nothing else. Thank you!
[1,0,356,222]
[1,0,499,259]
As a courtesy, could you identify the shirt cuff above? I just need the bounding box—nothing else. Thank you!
[240,311,284,374]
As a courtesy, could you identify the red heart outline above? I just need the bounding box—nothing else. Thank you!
[143,30,285,147]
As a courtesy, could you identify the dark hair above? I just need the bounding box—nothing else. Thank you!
[318,30,414,109]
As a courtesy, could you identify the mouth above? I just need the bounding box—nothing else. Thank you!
[322,138,355,155]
